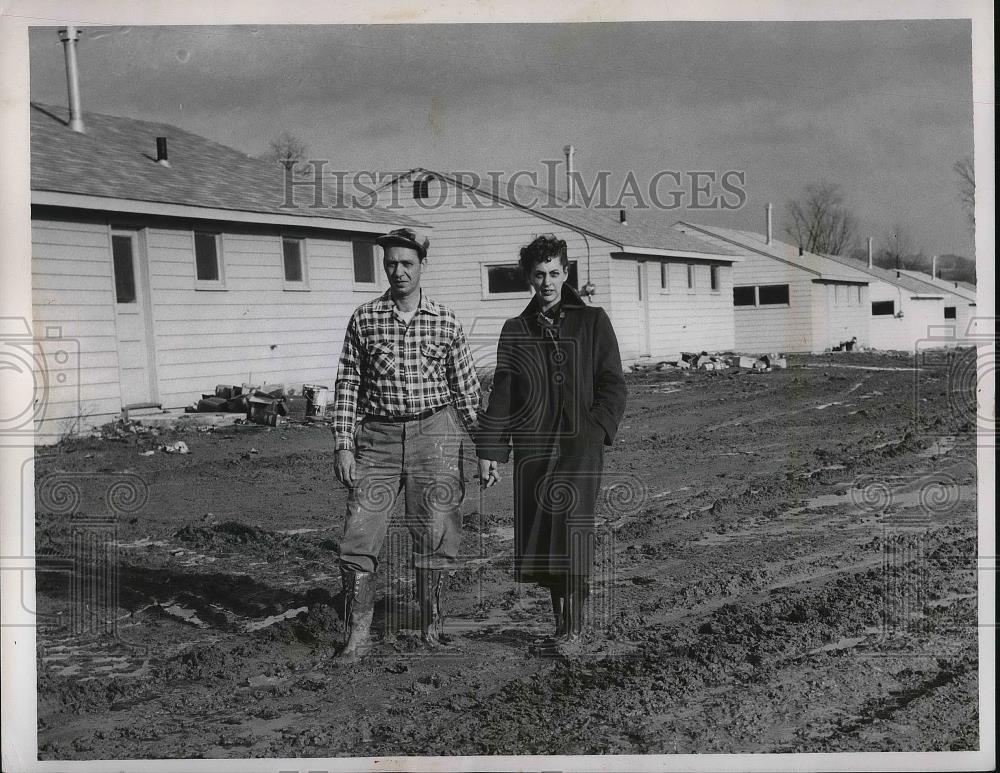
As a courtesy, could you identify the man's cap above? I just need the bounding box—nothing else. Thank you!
[375,227,430,259]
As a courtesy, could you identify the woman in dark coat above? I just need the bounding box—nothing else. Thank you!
[477,234,627,645]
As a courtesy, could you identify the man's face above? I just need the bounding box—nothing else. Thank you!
[527,257,568,305]
[383,245,424,297]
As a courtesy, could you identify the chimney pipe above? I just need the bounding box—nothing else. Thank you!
[619,209,627,225]
[765,202,772,244]
[867,236,873,269]
[563,144,575,205]
[156,136,170,167]
[931,255,938,279]
[57,26,85,133]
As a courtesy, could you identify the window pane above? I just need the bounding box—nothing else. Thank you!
[413,179,429,199]
[487,264,529,294]
[686,264,694,289]
[567,261,578,289]
[660,262,669,290]
[637,263,643,301]
[283,238,303,282]
[352,241,375,284]
[872,300,895,316]
[111,234,136,303]
[758,284,790,305]
[733,286,756,306]
[194,232,219,281]
[710,265,720,291]
[944,306,957,319]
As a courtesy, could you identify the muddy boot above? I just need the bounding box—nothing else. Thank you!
[337,568,375,662]
[557,579,590,656]
[416,568,448,648]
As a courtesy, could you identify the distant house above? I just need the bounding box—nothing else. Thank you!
[896,270,978,343]
[674,223,871,354]
[367,170,744,366]
[819,255,955,351]
[30,103,418,440]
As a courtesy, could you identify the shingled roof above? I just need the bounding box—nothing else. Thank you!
[674,222,871,283]
[375,169,743,260]
[819,253,946,297]
[30,103,418,230]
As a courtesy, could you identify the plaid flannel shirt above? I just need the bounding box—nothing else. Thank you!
[333,290,481,452]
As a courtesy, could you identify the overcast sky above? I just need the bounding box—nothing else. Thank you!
[28,21,975,258]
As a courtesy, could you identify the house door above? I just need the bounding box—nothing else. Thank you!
[638,261,651,357]
[110,229,157,407]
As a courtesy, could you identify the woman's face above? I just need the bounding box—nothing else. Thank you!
[527,257,569,306]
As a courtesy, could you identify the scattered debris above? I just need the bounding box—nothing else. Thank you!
[140,450,155,457]
[160,441,190,454]
[831,336,859,352]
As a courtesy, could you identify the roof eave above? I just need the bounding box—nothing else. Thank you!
[31,190,421,233]
[613,246,744,262]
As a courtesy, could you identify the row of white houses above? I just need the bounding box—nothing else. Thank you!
[29,104,977,439]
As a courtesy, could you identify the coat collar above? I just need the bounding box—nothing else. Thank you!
[375,288,441,317]
[519,283,587,318]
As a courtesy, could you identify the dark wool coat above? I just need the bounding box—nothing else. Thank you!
[477,285,627,585]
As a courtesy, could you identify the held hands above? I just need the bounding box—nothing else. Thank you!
[477,459,501,488]
[335,449,357,487]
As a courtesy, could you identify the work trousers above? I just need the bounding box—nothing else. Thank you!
[339,406,466,574]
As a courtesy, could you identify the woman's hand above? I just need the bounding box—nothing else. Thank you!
[478,459,501,488]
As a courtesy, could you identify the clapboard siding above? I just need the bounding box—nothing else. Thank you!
[370,176,614,368]
[146,227,357,408]
[645,262,735,354]
[31,216,123,438]
[731,251,816,353]
[812,283,870,351]
[867,280,943,351]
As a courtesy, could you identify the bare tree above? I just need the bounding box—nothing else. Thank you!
[262,132,308,170]
[784,182,858,256]
[953,156,975,232]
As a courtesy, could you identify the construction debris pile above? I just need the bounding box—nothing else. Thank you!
[630,351,788,373]
[186,383,330,427]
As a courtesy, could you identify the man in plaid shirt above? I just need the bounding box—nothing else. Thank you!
[332,227,480,661]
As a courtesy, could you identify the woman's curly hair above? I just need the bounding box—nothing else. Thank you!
[518,234,569,274]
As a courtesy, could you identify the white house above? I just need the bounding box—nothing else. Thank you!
[30,103,418,441]
[819,254,954,351]
[674,222,871,354]
[365,169,744,366]
[896,270,978,344]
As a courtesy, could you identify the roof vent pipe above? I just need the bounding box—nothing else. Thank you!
[620,209,627,225]
[931,254,938,279]
[57,26,85,133]
[765,202,772,244]
[563,144,575,205]
[156,137,170,167]
[867,236,873,269]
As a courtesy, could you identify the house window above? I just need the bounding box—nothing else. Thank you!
[686,263,695,291]
[660,262,669,291]
[111,234,137,304]
[637,263,643,301]
[413,178,430,199]
[194,231,224,288]
[872,300,895,316]
[482,261,577,298]
[710,265,720,292]
[854,285,862,304]
[352,240,377,286]
[282,237,308,289]
[944,306,957,319]
[834,285,844,305]
[758,284,790,305]
[733,286,756,306]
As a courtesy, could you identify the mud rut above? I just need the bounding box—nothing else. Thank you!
[34,352,980,758]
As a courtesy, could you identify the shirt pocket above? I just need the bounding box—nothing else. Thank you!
[420,340,450,382]
[367,340,396,377]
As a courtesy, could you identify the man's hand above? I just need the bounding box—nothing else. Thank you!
[335,449,357,488]
[477,459,500,488]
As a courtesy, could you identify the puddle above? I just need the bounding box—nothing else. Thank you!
[276,528,319,536]
[243,606,309,632]
[160,602,210,628]
[116,538,169,550]
[815,401,853,411]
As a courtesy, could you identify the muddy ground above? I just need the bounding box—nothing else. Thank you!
[34,350,981,760]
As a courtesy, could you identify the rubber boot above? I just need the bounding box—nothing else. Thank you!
[557,578,590,656]
[415,568,447,648]
[550,586,565,638]
[337,568,375,662]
